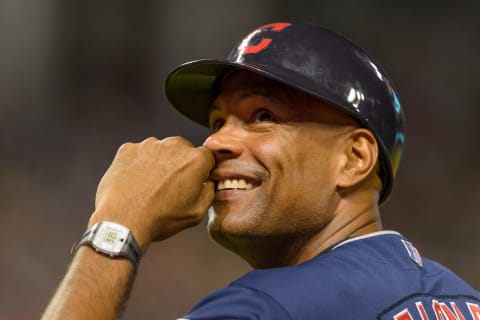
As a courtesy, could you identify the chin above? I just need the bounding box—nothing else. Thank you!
[207,223,293,269]
[207,210,258,251]
[207,222,247,259]
[207,205,262,237]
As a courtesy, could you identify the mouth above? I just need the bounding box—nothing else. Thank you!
[210,165,264,195]
[216,178,256,191]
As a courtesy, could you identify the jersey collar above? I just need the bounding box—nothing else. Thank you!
[330,230,401,251]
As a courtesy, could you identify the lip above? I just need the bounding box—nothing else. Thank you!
[214,187,257,200]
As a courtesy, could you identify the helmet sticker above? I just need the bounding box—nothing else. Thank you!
[239,22,291,56]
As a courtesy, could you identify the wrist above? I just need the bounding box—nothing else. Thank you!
[88,210,153,253]
[73,221,143,268]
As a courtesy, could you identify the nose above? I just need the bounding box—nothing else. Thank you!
[203,117,244,162]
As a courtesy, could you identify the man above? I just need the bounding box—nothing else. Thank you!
[43,22,479,319]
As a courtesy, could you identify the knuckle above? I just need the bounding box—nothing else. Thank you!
[162,136,192,147]
[162,136,181,143]
[194,146,215,168]
[117,142,134,154]
[141,136,159,144]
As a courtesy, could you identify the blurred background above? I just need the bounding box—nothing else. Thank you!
[0,0,479,319]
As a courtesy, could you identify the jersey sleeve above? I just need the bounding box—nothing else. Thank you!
[178,285,292,320]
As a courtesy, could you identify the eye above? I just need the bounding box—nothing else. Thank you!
[254,109,276,123]
[209,109,226,133]
[210,118,225,133]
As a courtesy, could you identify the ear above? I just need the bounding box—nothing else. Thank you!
[336,128,379,190]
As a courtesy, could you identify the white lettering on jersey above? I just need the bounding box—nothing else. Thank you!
[392,301,480,320]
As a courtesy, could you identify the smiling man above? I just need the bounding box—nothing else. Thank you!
[204,71,380,270]
[43,22,479,319]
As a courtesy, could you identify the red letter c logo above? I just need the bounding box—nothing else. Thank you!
[242,22,291,55]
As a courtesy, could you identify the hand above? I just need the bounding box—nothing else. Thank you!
[89,137,215,252]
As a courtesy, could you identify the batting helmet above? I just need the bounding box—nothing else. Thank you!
[165,22,405,204]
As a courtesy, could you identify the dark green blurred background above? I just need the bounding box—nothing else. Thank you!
[1,1,479,319]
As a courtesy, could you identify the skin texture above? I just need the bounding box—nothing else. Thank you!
[205,71,382,268]
[89,137,215,249]
[42,70,383,319]
[42,137,215,319]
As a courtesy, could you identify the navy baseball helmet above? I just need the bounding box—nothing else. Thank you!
[165,22,405,204]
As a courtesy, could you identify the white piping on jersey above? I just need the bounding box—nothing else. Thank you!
[330,230,401,251]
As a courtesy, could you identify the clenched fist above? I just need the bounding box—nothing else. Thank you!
[89,136,215,252]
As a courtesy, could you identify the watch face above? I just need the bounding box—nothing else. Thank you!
[92,222,129,255]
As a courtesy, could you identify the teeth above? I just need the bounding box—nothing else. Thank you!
[238,179,246,189]
[217,178,254,191]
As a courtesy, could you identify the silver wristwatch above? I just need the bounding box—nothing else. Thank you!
[71,221,142,268]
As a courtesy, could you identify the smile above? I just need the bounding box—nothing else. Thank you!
[217,178,255,191]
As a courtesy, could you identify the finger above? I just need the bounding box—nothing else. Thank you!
[196,146,216,174]
[197,180,215,211]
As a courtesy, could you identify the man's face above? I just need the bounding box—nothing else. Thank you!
[204,71,357,251]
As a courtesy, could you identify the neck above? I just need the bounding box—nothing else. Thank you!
[284,202,382,266]
[229,193,382,269]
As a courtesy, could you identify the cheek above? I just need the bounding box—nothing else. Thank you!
[253,132,303,197]
[253,128,299,173]
[260,129,336,208]
[259,128,327,176]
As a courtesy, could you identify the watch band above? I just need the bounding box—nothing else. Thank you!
[71,221,142,268]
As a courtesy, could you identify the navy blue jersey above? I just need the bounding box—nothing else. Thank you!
[180,231,480,319]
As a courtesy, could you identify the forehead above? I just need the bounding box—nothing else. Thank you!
[211,70,324,117]
[211,71,357,125]
[216,71,305,102]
